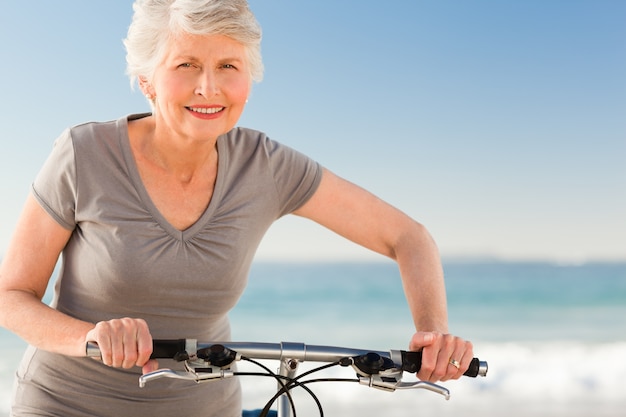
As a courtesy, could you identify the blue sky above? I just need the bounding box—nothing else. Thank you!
[0,1,624,263]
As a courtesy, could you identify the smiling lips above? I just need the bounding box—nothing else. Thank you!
[187,106,225,115]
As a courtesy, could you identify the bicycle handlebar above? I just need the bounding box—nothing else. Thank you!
[86,339,488,378]
[86,338,487,415]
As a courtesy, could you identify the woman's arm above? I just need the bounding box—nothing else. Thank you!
[293,168,473,382]
[0,194,89,355]
[0,194,154,371]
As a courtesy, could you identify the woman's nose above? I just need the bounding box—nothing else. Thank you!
[195,71,220,97]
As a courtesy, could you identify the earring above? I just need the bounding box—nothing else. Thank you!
[145,93,154,100]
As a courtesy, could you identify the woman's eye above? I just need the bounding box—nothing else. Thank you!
[178,63,194,69]
[222,64,236,70]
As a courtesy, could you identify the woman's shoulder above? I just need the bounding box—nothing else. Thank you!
[53,114,143,165]
[68,113,146,139]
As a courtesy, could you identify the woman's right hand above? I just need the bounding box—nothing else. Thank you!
[85,317,158,374]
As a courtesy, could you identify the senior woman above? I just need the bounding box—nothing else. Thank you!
[0,1,473,416]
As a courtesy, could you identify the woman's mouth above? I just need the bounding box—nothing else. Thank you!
[187,106,225,115]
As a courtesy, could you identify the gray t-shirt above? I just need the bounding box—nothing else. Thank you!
[12,114,322,417]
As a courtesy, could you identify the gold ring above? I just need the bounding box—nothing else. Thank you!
[449,358,461,369]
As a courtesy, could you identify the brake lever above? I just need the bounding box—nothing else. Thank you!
[139,362,234,387]
[348,353,451,399]
[358,375,450,399]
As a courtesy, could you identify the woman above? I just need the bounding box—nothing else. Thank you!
[0,1,473,416]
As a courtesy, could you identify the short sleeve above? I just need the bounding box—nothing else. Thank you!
[265,137,323,217]
[31,129,78,230]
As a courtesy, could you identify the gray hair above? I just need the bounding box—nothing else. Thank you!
[124,0,263,88]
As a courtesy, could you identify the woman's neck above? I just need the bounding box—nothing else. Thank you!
[129,115,219,185]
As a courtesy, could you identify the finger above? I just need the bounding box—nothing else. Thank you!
[454,340,474,379]
[443,339,473,381]
[108,319,127,368]
[431,334,457,381]
[415,333,445,382]
[142,359,160,375]
[121,332,139,369]
[135,320,153,367]
[87,322,115,366]
[119,318,153,368]
[409,331,435,351]
[410,331,440,381]
[443,348,465,381]
[416,349,437,382]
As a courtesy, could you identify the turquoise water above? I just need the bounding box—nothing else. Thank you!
[231,261,626,344]
[1,261,625,416]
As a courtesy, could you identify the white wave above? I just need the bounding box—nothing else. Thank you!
[239,340,626,417]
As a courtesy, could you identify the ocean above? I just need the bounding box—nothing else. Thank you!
[1,261,625,416]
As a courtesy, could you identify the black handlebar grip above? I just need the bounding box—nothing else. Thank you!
[465,358,483,378]
[151,339,187,359]
[401,351,486,377]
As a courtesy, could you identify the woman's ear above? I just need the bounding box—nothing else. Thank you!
[138,76,155,100]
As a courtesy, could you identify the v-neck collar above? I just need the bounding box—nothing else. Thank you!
[118,113,226,241]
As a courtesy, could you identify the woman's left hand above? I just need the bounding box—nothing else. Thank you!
[409,331,474,382]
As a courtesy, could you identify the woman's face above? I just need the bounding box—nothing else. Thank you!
[147,33,251,143]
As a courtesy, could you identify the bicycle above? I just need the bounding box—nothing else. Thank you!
[87,339,488,417]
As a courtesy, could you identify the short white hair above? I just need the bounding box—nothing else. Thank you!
[124,0,263,88]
